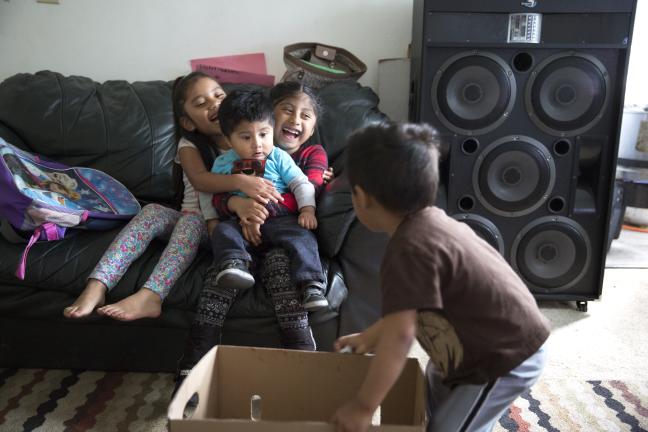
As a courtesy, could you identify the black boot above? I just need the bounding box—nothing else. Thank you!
[279,326,317,351]
[173,323,222,400]
[172,264,238,401]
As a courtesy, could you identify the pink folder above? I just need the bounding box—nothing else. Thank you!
[190,53,275,87]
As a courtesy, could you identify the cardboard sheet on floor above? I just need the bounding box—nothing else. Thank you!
[168,345,426,431]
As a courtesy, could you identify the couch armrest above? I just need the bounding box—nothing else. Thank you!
[313,82,389,170]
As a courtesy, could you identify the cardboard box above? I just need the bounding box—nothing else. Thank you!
[168,345,426,431]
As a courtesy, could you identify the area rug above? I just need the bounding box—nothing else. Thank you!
[0,369,646,431]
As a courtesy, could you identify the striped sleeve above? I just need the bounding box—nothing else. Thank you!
[294,145,328,194]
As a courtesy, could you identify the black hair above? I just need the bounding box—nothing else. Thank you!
[345,122,441,215]
[269,81,324,118]
[218,89,274,138]
[171,71,221,208]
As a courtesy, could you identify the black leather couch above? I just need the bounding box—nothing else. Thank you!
[0,71,390,372]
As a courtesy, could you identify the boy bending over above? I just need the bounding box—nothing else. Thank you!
[331,123,550,432]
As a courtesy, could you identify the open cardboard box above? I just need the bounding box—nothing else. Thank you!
[168,345,427,431]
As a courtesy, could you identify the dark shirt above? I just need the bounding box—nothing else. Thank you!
[381,206,551,386]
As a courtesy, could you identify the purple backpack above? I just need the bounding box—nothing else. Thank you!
[0,138,141,279]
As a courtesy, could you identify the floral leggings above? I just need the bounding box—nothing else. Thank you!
[89,203,207,300]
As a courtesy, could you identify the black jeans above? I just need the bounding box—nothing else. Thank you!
[211,216,324,285]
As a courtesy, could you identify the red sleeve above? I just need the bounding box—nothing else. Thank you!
[212,192,233,218]
[279,193,298,213]
[295,145,328,194]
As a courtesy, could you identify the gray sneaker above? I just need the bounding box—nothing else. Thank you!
[302,287,328,311]
[214,259,255,290]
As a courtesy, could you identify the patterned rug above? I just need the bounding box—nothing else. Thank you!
[0,369,646,431]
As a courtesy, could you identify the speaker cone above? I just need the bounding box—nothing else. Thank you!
[511,216,590,292]
[525,52,610,136]
[432,51,516,135]
[473,135,555,217]
[452,213,504,255]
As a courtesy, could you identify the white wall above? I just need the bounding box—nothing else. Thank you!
[0,0,646,104]
[0,0,413,91]
[625,0,648,105]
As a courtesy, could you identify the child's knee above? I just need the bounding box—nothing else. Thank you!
[139,203,167,219]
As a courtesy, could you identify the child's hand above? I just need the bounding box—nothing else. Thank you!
[331,398,373,432]
[334,332,370,355]
[230,196,269,225]
[323,166,334,184]
[236,175,283,205]
[298,206,317,229]
[206,218,219,236]
[240,221,262,246]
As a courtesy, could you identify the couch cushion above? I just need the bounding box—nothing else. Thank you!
[0,71,177,204]
[314,81,388,169]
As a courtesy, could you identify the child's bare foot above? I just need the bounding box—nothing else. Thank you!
[97,288,162,321]
[63,279,107,318]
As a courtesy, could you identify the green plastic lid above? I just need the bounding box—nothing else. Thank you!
[301,60,346,75]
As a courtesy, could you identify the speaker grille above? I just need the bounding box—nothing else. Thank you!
[473,135,555,217]
[511,216,591,292]
[452,213,505,255]
[432,51,516,135]
[525,52,610,136]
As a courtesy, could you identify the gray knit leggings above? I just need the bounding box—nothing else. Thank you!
[194,247,309,331]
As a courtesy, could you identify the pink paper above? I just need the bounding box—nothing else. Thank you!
[193,64,275,87]
[190,53,268,75]
[190,53,274,86]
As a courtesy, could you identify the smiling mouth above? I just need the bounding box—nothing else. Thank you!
[208,112,219,122]
[281,126,301,140]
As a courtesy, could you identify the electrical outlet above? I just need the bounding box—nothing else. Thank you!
[37,0,59,4]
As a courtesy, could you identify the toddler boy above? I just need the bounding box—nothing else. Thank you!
[202,89,327,310]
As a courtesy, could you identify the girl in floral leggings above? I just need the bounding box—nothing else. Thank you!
[63,72,280,321]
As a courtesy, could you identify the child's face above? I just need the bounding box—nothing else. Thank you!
[182,77,226,137]
[273,92,317,154]
[228,120,274,160]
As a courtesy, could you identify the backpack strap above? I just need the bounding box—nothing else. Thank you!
[15,222,65,280]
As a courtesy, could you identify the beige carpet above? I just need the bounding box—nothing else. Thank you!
[541,268,648,381]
